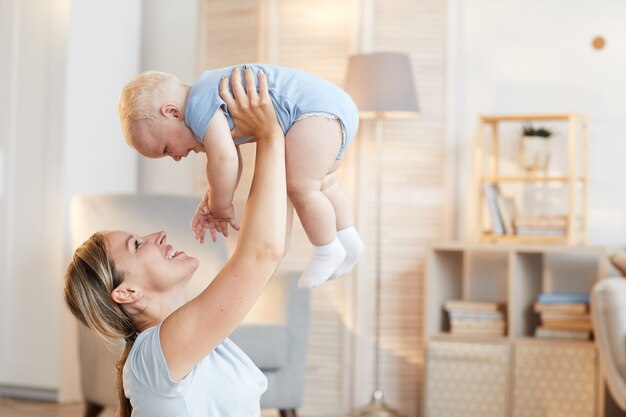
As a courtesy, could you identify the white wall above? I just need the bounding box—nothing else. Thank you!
[0,0,68,395]
[450,0,626,245]
[59,0,142,400]
[63,0,141,198]
[0,0,141,400]
[0,0,199,399]
[137,0,205,196]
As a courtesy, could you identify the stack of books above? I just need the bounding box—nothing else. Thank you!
[444,300,507,336]
[534,293,592,340]
[515,215,567,236]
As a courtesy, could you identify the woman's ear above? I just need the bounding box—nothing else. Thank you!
[160,103,183,120]
[111,285,143,305]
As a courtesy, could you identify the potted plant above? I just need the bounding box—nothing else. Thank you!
[521,123,553,172]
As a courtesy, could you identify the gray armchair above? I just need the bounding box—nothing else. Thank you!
[591,276,626,413]
[70,194,309,417]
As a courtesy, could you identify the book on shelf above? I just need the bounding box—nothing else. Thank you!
[446,300,507,336]
[514,215,568,236]
[496,193,516,235]
[444,300,506,312]
[515,215,568,228]
[450,318,506,328]
[540,311,590,322]
[534,293,592,338]
[535,326,591,340]
[541,321,592,331]
[534,302,588,314]
[537,293,590,304]
[451,327,506,336]
[516,227,567,237]
[448,310,505,320]
[483,183,505,235]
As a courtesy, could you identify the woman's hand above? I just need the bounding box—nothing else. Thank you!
[219,66,282,140]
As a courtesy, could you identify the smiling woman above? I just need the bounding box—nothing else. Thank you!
[106,231,199,306]
[64,68,287,417]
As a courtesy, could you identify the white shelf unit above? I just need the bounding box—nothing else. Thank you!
[423,242,610,417]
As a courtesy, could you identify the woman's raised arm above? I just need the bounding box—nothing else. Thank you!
[161,66,287,381]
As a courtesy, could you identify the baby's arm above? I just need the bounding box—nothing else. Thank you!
[203,110,240,226]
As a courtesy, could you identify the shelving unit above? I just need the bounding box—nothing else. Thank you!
[475,113,589,244]
[423,242,608,417]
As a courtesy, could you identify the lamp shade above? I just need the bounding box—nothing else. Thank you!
[344,52,419,119]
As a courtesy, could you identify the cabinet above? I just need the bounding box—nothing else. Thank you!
[423,243,608,417]
[475,114,588,244]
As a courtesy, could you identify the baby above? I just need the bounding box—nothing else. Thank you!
[118,64,363,288]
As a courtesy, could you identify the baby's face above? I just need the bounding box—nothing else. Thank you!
[132,119,203,161]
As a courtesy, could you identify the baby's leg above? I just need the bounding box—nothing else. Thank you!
[321,172,364,279]
[286,116,345,288]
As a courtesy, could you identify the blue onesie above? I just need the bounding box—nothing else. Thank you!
[184,64,359,160]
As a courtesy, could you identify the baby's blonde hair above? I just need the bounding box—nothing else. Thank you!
[118,71,185,148]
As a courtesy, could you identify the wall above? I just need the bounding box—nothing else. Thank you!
[59,0,142,401]
[137,0,204,196]
[0,0,70,396]
[450,0,626,245]
[0,0,141,400]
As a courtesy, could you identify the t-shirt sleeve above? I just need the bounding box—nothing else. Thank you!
[127,324,190,396]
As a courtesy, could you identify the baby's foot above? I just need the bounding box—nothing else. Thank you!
[298,237,346,288]
[331,227,364,279]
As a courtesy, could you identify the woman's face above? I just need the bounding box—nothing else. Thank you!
[105,230,199,293]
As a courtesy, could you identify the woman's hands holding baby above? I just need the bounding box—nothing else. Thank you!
[219,65,281,140]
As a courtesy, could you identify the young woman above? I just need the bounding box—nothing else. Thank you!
[64,67,287,417]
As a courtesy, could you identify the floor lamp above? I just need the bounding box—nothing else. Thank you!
[344,52,419,417]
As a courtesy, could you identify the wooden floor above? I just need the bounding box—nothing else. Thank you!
[0,397,114,417]
[0,397,283,417]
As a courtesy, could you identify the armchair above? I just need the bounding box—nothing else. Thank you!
[591,276,626,412]
[69,194,309,417]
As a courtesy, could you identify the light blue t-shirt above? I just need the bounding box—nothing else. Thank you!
[123,324,267,417]
[184,64,359,158]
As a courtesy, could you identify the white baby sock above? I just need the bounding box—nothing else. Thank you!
[331,226,364,279]
[298,237,346,289]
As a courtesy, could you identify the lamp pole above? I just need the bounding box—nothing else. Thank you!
[374,117,383,396]
[351,117,403,417]
[344,52,419,417]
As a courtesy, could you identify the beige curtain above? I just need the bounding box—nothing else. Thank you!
[197,1,448,415]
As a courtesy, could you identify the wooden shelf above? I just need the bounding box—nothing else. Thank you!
[480,113,587,123]
[475,113,588,244]
[481,234,569,244]
[424,243,606,417]
[481,176,585,183]
[514,336,595,346]
[431,333,595,345]
[430,333,509,343]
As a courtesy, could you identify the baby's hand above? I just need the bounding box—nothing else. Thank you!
[192,195,218,243]
[210,205,240,237]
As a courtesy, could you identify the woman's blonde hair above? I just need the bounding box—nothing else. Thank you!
[64,232,136,417]
[118,71,184,148]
